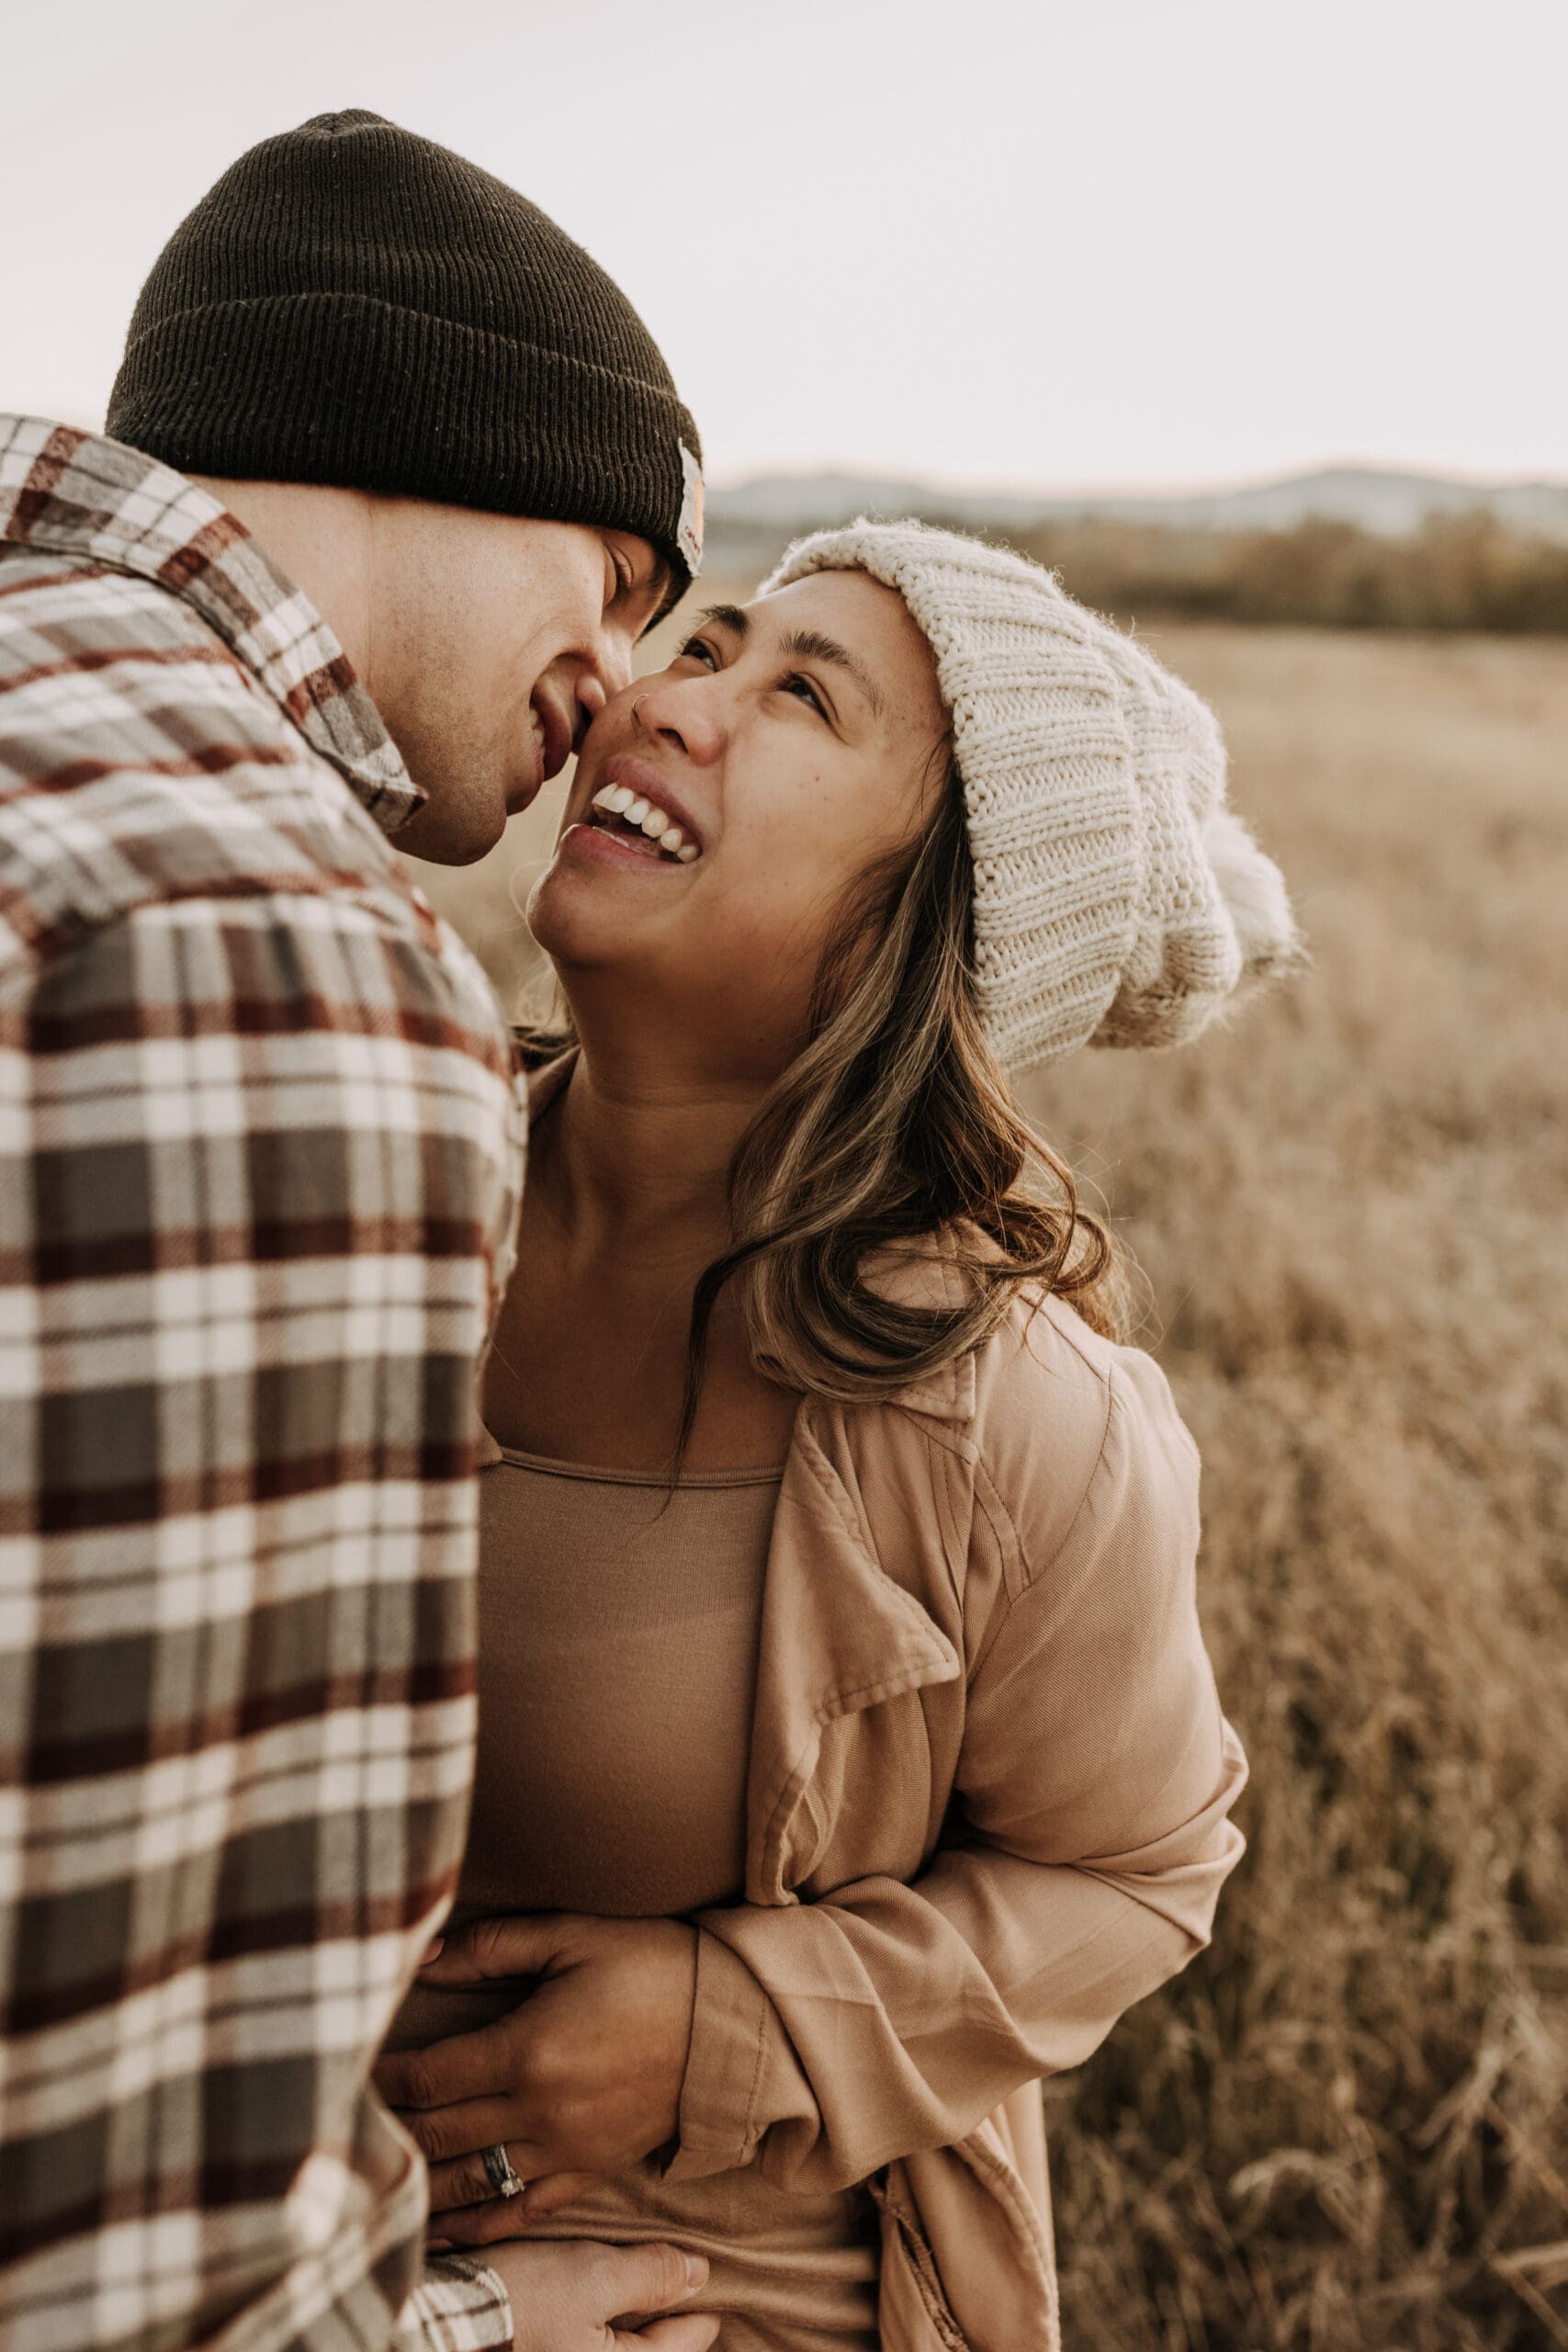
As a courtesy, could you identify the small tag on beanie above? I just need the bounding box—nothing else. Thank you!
[677,443,705,575]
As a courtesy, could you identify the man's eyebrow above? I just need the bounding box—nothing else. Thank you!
[776,627,886,719]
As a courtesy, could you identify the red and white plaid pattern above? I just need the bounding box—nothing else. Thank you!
[0,417,524,2352]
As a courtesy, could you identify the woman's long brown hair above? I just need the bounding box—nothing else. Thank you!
[519,757,1133,1466]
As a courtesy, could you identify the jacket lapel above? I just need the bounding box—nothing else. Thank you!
[743,1402,962,1905]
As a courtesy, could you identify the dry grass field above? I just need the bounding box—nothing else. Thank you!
[413,610,1568,2350]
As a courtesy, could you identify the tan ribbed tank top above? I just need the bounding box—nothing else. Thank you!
[386,1446,879,2349]
[464,1446,781,1920]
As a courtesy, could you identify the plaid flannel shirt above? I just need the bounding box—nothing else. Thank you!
[0,418,525,2352]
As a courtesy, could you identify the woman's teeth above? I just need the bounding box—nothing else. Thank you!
[590,783,700,863]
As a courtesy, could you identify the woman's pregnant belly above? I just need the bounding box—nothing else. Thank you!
[510,2165,879,2351]
[391,1980,880,2351]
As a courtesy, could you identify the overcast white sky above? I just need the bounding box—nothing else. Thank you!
[4,0,1562,492]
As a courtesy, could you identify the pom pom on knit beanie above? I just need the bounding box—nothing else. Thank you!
[107,111,705,589]
[762,521,1301,1074]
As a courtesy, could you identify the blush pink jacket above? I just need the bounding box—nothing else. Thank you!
[663,1255,1247,2350]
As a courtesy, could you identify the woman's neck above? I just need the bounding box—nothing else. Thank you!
[489,1006,803,1471]
[542,1027,773,1256]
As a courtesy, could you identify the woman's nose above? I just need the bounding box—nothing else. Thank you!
[632,678,723,764]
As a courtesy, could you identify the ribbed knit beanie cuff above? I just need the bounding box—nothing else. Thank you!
[107,111,704,587]
[763,520,1301,1075]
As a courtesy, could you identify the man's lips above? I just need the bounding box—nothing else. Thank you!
[504,695,575,817]
[533,694,573,785]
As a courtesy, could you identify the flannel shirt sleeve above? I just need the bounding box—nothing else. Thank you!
[0,889,522,2352]
[395,2258,513,2351]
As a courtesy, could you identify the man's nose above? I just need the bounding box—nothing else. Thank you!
[597,618,642,701]
[571,667,611,751]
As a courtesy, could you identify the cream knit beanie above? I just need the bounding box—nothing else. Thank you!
[761,520,1300,1074]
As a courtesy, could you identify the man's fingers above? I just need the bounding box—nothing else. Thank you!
[594,2242,708,2318]
[606,2245,718,2352]
[373,2020,522,2115]
[611,2321,721,2352]
[479,2240,711,2348]
[416,1912,571,1986]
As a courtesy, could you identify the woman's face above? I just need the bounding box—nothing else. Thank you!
[527,570,950,1079]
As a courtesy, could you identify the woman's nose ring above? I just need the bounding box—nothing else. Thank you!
[631,693,649,724]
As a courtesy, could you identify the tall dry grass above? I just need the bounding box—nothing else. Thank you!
[1027,626,1568,2351]
[414,616,1568,2349]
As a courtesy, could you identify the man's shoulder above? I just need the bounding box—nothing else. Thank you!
[0,545,422,980]
[0,539,320,785]
[0,538,258,685]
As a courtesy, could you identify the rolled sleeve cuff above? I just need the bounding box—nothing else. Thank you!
[396,2255,512,2350]
[666,1928,774,2180]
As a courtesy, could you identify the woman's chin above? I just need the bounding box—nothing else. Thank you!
[525,876,645,974]
[526,836,686,963]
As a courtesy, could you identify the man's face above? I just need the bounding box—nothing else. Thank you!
[372,504,673,865]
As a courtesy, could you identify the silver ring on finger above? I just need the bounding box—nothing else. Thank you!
[481,2142,525,2199]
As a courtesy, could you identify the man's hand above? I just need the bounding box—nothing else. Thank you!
[374,1915,699,2232]
[479,2239,718,2351]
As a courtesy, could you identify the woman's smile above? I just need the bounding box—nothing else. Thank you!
[560,750,706,874]
[587,782,700,863]
[561,815,700,875]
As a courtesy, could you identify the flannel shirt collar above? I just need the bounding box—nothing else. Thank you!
[0,414,423,834]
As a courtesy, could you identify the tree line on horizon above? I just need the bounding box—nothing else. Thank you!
[1009,508,1568,634]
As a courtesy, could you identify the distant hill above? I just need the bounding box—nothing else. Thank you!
[704,463,1568,573]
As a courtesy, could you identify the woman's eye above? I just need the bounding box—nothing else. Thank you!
[677,637,718,669]
[782,673,828,718]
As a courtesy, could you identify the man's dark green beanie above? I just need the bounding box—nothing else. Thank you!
[107,110,704,586]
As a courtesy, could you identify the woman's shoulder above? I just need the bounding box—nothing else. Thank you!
[843,1270,1201,1610]
[960,1287,1201,1587]
[858,1225,1196,1486]
[863,1237,1194,1479]
[994,1281,1168,1407]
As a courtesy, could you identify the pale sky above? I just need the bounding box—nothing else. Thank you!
[4,0,1562,493]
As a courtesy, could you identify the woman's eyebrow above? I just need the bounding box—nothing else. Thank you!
[776,627,886,719]
[696,602,750,637]
[694,606,886,718]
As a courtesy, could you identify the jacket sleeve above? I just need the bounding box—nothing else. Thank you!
[669,1347,1247,2193]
